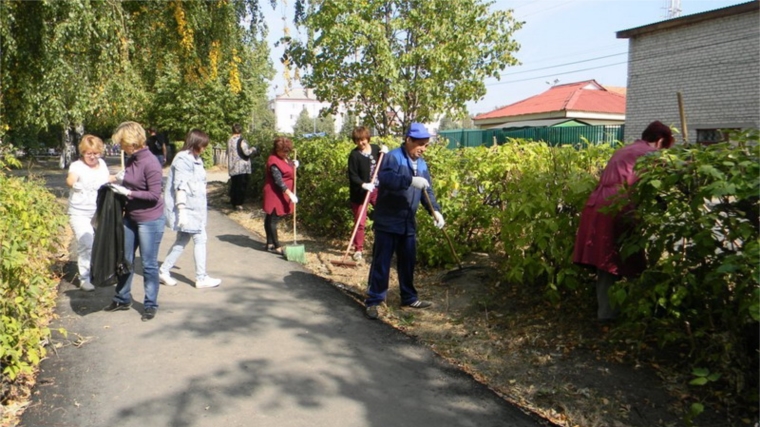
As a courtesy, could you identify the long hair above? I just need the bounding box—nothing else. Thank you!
[182,129,209,154]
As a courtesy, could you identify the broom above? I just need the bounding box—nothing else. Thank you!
[331,152,385,268]
[284,149,306,264]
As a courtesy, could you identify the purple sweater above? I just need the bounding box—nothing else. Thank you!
[123,147,165,222]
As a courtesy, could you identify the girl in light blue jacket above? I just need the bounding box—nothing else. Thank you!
[159,129,221,289]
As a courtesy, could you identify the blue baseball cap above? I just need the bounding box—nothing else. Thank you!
[406,122,431,139]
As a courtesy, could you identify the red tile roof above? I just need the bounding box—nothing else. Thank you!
[474,80,626,120]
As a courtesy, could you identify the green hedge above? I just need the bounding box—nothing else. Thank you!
[0,173,67,389]
[275,132,758,416]
[618,131,760,414]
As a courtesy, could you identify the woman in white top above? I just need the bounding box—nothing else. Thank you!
[66,135,112,291]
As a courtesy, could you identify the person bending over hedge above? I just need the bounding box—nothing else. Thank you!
[573,120,674,321]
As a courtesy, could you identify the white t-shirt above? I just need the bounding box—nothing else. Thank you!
[68,159,110,216]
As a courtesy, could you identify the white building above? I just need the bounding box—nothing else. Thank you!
[269,87,346,135]
[269,87,445,137]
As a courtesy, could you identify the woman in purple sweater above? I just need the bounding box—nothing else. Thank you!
[105,121,166,321]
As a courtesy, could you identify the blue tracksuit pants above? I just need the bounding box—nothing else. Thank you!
[365,229,420,307]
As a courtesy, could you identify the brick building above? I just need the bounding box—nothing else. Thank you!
[617,1,759,143]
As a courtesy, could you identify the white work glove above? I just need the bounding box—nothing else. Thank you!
[361,183,375,192]
[72,181,85,191]
[380,145,389,154]
[109,183,131,197]
[177,207,189,228]
[433,211,445,229]
[287,191,299,204]
[175,190,188,206]
[292,160,300,169]
[410,176,430,190]
[114,170,125,184]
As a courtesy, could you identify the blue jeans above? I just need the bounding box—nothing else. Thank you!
[365,229,419,307]
[114,216,165,309]
[160,230,208,281]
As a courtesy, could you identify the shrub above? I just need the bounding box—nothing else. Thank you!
[284,134,398,238]
[616,130,760,409]
[0,173,67,395]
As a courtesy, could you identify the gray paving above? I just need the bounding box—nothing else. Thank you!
[18,158,546,427]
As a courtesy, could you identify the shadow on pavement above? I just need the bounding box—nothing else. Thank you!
[216,233,266,251]
[87,269,541,427]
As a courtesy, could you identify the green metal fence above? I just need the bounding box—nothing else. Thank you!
[438,125,625,148]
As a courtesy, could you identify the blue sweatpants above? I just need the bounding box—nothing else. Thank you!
[365,229,420,307]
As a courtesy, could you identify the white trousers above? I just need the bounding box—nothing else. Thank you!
[69,214,95,283]
[160,230,208,281]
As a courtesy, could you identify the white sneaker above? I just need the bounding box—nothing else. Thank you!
[80,280,95,292]
[159,271,177,286]
[195,277,221,289]
[352,252,363,261]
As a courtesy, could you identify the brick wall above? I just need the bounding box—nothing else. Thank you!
[624,8,759,142]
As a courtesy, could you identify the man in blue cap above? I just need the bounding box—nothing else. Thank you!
[364,122,445,320]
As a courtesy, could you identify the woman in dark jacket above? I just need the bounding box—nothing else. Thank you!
[347,126,388,261]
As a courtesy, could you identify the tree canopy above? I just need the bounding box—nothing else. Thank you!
[439,114,475,131]
[0,0,274,149]
[285,0,522,136]
[292,108,335,136]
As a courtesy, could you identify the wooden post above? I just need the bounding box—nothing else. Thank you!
[677,92,688,144]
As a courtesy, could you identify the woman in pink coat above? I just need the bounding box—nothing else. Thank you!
[573,121,674,320]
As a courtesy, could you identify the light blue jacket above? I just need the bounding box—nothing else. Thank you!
[164,150,207,234]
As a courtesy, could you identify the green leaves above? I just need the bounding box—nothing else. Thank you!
[690,367,721,386]
[2,0,273,147]
[287,131,758,420]
[616,131,760,414]
[285,0,522,135]
[0,173,67,385]
[292,109,335,137]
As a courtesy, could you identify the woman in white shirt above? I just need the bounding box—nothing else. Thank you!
[66,135,111,291]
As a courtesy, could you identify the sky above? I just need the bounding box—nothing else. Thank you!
[262,0,747,116]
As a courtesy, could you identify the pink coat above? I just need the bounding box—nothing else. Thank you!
[573,140,657,277]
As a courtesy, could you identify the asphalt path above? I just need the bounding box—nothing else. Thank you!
[17,157,547,427]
